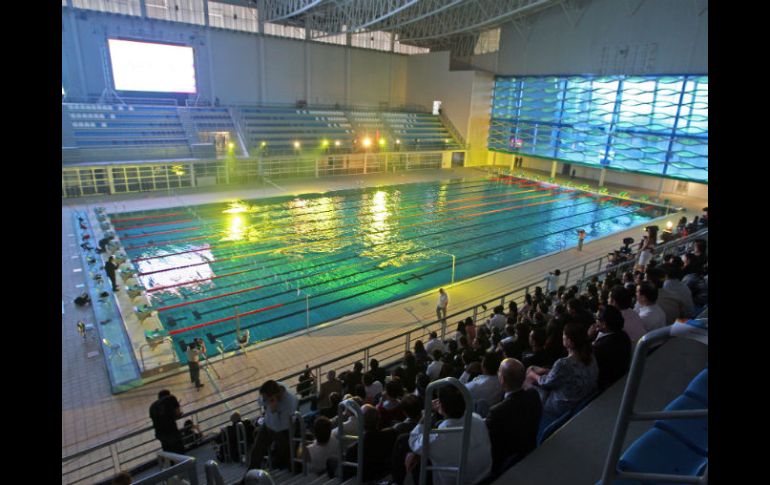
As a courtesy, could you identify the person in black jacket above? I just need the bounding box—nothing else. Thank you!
[485,358,542,477]
[149,390,184,453]
[104,256,119,291]
[590,306,632,392]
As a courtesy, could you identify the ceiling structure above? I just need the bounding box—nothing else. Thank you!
[214,0,570,56]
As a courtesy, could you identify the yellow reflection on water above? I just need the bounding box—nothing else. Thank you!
[223,214,246,241]
[287,196,346,254]
[359,190,421,267]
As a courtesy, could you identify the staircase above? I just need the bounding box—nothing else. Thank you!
[177,107,200,146]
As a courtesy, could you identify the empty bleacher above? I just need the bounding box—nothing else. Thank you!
[382,112,462,151]
[63,103,193,163]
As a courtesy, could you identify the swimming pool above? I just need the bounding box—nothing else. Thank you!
[109,176,664,362]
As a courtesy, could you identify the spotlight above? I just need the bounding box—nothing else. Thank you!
[334,140,341,147]
[321,139,329,148]
[395,139,401,144]
[260,141,267,148]
[228,142,235,150]
[362,137,372,148]
[293,141,301,149]
[378,138,386,146]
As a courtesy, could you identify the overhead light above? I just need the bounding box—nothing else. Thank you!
[293,141,301,149]
[334,140,341,147]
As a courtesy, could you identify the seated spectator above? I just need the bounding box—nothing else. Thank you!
[303,415,339,475]
[521,327,552,368]
[466,352,503,407]
[608,286,646,345]
[320,392,342,420]
[464,317,478,343]
[401,352,418,393]
[377,379,406,428]
[317,370,343,411]
[507,301,518,322]
[297,365,316,399]
[453,321,467,342]
[485,358,542,476]
[645,266,684,325]
[458,350,481,384]
[487,305,507,333]
[426,349,444,381]
[181,419,203,450]
[414,373,430,399]
[520,293,533,317]
[525,323,598,420]
[634,282,667,332]
[622,271,637,292]
[392,394,422,436]
[369,359,387,387]
[336,405,397,482]
[425,331,445,356]
[544,310,568,363]
[245,380,298,471]
[661,264,695,319]
[363,372,383,404]
[111,471,132,485]
[590,306,632,392]
[499,324,516,347]
[567,298,594,329]
[332,396,364,439]
[407,385,492,485]
[682,251,704,277]
[506,322,531,360]
[413,340,431,372]
[342,362,364,395]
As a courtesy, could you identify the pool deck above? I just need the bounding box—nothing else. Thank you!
[61,167,707,459]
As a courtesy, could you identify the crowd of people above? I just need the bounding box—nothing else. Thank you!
[129,210,707,485]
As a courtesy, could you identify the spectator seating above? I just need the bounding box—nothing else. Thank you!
[382,111,462,151]
[239,107,354,154]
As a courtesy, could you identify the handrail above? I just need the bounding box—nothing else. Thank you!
[133,452,198,485]
[419,377,474,485]
[62,221,706,484]
[204,459,226,485]
[245,469,277,485]
[290,411,308,476]
[599,320,708,484]
[336,398,364,484]
[437,110,467,148]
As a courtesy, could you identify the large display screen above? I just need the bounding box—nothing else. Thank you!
[108,39,197,93]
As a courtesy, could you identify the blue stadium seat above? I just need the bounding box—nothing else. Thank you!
[617,427,707,478]
[655,394,708,456]
[684,368,708,405]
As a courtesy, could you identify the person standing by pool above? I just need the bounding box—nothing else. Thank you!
[104,256,118,291]
[149,390,184,453]
[186,341,204,390]
[436,288,449,323]
[577,230,586,251]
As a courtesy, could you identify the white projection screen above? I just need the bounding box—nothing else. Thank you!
[108,39,197,93]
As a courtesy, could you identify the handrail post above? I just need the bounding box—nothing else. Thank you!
[109,443,121,474]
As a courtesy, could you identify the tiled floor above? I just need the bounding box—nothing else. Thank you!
[62,166,707,460]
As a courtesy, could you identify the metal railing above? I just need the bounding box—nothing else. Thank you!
[132,452,198,485]
[418,377,474,485]
[61,226,706,484]
[599,320,708,484]
[336,399,365,484]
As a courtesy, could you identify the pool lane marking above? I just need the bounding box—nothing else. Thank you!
[155,284,265,312]
[120,184,549,250]
[167,303,283,335]
[110,212,186,223]
[146,195,603,295]
[117,179,543,246]
[203,207,648,340]
[129,187,556,261]
[115,178,501,223]
[158,199,627,320]
[120,226,203,240]
[135,190,568,276]
[113,218,195,231]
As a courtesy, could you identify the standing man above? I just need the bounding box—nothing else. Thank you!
[436,288,449,323]
[186,341,204,390]
[246,380,298,471]
[577,230,586,251]
[545,269,561,294]
[104,256,119,292]
[149,390,184,453]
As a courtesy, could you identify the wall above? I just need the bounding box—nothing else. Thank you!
[62,9,408,106]
[405,52,476,138]
[495,0,707,75]
[512,156,708,200]
[466,71,495,165]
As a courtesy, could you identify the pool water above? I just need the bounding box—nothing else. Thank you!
[109,176,664,362]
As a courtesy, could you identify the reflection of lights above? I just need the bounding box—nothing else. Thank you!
[365,190,390,247]
[224,214,246,241]
[223,201,248,214]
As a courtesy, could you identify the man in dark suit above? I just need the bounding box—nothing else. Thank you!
[591,305,632,391]
[485,358,542,477]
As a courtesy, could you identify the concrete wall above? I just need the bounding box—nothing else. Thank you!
[405,52,476,138]
[62,9,408,107]
[495,0,707,75]
[466,71,495,166]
